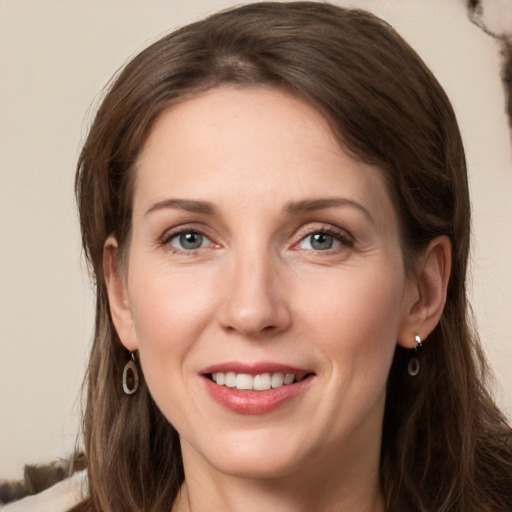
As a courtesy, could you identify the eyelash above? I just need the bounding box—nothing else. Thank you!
[293,226,354,252]
[161,228,215,253]
[160,225,354,254]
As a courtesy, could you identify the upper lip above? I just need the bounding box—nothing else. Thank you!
[200,361,313,375]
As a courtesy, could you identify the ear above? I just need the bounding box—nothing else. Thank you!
[397,235,452,349]
[103,236,138,351]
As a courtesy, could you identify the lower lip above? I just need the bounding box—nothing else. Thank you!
[203,376,313,415]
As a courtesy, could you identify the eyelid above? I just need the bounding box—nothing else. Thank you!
[292,223,355,250]
[158,222,354,254]
[160,224,218,252]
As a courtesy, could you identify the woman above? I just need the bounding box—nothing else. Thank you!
[4,2,511,511]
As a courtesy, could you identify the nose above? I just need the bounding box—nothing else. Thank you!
[217,252,291,338]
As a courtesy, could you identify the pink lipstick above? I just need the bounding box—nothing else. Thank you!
[200,362,314,415]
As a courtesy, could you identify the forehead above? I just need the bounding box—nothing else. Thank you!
[138,86,339,171]
[134,86,395,228]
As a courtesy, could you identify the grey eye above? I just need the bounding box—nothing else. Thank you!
[300,232,338,251]
[171,232,205,250]
[310,233,334,250]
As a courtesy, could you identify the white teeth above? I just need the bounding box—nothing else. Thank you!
[225,372,236,388]
[271,372,284,388]
[235,373,253,390]
[254,373,271,391]
[211,371,307,390]
[283,373,295,385]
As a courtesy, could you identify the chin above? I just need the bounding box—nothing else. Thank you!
[184,428,310,480]
[210,452,302,480]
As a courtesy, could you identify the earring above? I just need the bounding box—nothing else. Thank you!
[407,335,423,377]
[122,352,139,395]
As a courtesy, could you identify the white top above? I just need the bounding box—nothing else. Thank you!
[0,470,87,512]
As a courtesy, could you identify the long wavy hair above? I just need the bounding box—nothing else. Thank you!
[73,3,512,511]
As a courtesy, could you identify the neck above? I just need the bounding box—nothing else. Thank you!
[174,476,384,512]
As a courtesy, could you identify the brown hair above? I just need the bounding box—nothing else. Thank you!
[74,2,512,511]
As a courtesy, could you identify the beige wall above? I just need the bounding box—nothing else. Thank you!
[1,0,511,479]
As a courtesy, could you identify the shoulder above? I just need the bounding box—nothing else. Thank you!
[0,470,87,512]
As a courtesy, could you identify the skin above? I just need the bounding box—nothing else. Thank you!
[105,87,451,512]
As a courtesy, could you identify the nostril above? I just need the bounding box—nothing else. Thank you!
[217,274,292,337]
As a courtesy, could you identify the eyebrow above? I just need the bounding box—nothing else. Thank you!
[144,199,218,217]
[285,198,375,224]
[144,197,374,224]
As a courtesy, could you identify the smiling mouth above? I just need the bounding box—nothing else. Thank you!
[206,372,314,391]
[202,366,315,414]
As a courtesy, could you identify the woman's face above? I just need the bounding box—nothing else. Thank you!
[111,87,418,479]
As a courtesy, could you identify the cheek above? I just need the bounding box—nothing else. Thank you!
[126,262,221,425]
[127,260,218,364]
[295,265,404,370]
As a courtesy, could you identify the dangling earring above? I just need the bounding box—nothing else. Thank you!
[407,335,423,376]
[122,351,139,395]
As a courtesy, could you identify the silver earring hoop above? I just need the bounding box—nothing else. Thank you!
[407,356,420,376]
[408,335,422,377]
[122,352,139,395]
